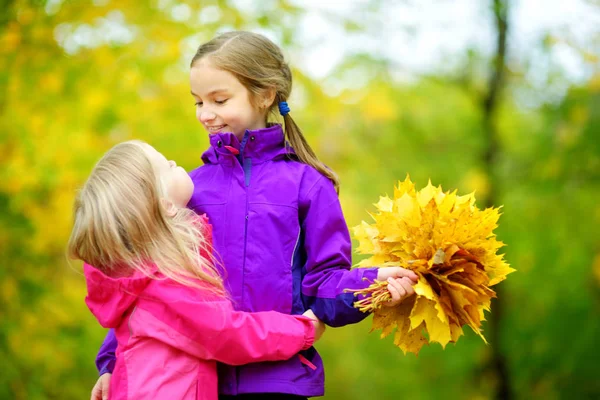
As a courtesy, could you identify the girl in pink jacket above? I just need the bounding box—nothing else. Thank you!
[68,140,321,400]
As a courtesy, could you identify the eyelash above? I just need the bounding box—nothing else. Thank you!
[195,99,228,107]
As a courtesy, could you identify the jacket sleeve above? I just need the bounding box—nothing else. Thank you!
[96,329,117,375]
[300,176,379,327]
[136,280,315,365]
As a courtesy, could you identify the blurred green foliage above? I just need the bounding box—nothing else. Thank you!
[1,0,599,399]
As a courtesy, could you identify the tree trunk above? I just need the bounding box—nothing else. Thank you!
[482,0,510,399]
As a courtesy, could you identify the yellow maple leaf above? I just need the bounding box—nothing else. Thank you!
[410,296,451,347]
[347,176,515,355]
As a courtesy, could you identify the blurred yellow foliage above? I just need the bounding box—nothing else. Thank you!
[360,87,398,121]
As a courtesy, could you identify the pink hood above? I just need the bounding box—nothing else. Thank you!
[84,264,151,328]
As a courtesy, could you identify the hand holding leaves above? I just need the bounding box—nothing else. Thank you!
[376,267,418,307]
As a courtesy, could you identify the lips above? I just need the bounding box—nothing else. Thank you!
[206,124,226,133]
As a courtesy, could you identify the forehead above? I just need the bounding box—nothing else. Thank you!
[140,144,166,165]
[189,59,246,95]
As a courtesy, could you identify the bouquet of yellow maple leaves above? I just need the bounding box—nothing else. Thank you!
[349,176,514,355]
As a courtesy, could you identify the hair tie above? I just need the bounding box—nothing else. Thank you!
[278,101,290,116]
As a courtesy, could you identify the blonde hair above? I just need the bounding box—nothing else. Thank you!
[191,31,340,192]
[67,140,225,295]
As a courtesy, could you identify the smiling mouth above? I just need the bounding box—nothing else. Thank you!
[206,125,226,133]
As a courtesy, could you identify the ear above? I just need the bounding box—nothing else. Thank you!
[161,198,178,217]
[260,87,277,109]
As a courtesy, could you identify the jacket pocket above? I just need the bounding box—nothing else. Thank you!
[246,203,299,313]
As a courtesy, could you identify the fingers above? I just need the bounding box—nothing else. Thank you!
[377,266,419,282]
[101,373,111,400]
[303,309,325,342]
[302,309,317,321]
[387,277,406,302]
[311,319,326,342]
[383,277,416,307]
[91,379,101,400]
[398,277,416,297]
[395,268,419,282]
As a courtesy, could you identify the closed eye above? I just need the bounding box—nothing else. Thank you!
[215,99,228,105]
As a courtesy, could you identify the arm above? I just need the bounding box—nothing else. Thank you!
[137,280,315,365]
[96,329,117,375]
[300,177,379,327]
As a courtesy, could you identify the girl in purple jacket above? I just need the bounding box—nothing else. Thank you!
[92,31,418,400]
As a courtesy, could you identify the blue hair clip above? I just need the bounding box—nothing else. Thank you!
[278,101,290,116]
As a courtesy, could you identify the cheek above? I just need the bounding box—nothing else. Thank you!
[219,106,234,122]
[195,107,202,123]
[230,110,251,128]
[184,174,194,195]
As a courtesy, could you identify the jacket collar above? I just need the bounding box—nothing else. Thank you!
[201,124,296,165]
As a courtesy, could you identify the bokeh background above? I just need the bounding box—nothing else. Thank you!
[1,0,599,399]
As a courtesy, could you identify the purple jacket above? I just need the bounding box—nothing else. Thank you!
[95,124,377,397]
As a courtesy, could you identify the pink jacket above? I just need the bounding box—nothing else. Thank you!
[83,263,315,400]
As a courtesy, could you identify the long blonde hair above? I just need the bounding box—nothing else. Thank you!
[191,31,340,192]
[67,140,225,295]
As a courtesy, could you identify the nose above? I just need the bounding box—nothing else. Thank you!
[199,109,216,123]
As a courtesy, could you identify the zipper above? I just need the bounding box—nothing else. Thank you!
[239,131,251,307]
[237,130,252,395]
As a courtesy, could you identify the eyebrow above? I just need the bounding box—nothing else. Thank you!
[190,89,228,97]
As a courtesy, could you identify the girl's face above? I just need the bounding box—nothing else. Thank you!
[190,59,268,140]
[143,144,194,209]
